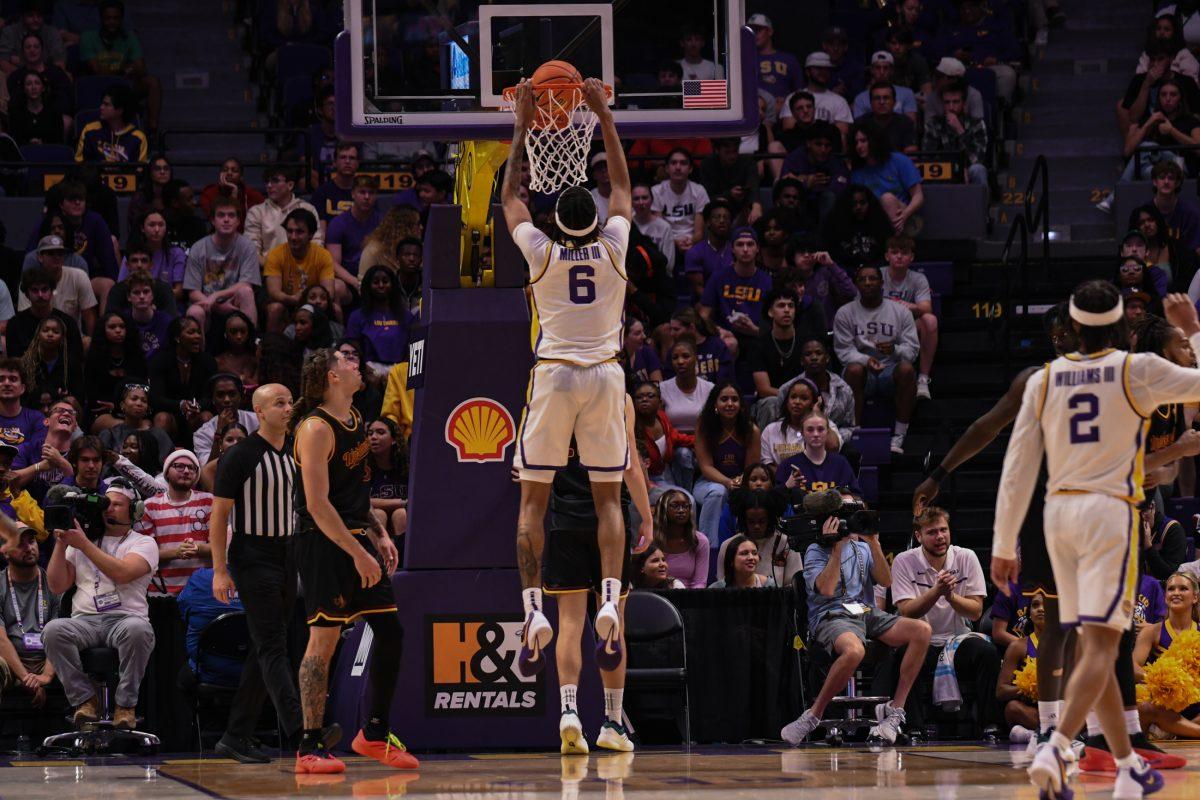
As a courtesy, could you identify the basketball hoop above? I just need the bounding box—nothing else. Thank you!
[502,81,612,194]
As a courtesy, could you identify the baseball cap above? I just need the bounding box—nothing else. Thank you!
[746,13,772,29]
[0,441,18,458]
[822,26,849,42]
[935,57,966,77]
[1121,287,1152,305]
[732,226,758,244]
[871,51,895,66]
[1121,229,1148,247]
[36,235,67,254]
[805,52,834,69]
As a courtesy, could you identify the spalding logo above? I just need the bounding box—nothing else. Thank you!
[445,398,516,463]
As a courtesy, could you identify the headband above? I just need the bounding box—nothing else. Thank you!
[554,205,598,238]
[106,483,138,503]
[1069,296,1123,327]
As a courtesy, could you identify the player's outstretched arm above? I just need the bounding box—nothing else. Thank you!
[500,80,534,232]
[584,77,630,221]
[913,365,1039,514]
[991,374,1046,591]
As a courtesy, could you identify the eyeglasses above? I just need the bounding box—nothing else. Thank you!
[169,462,198,472]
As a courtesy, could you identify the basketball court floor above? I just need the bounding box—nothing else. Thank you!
[4,743,1200,799]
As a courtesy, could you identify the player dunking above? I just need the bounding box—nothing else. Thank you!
[547,396,652,754]
[994,282,1200,800]
[500,78,633,676]
[290,348,418,774]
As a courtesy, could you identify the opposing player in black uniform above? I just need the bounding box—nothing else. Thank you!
[547,396,652,754]
[291,348,418,775]
[913,304,1073,747]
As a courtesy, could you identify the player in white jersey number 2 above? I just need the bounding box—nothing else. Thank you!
[992,281,1200,800]
[500,79,633,689]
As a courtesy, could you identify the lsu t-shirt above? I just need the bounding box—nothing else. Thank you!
[651,181,710,241]
[263,243,335,296]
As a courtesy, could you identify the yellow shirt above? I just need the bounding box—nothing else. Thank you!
[382,362,415,439]
[263,243,334,295]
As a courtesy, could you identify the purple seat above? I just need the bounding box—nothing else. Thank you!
[913,261,954,298]
[854,428,892,467]
[858,465,879,503]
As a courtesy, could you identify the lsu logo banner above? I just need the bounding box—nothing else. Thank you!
[445,397,515,463]
[426,615,543,716]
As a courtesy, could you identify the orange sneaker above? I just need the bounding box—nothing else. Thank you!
[1078,746,1116,773]
[351,730,420,770]
[294,748,347,774]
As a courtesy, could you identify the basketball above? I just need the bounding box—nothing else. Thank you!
[530,60,583,127]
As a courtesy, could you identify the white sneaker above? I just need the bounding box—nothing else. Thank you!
[890,434,905,455]
[781,709,821,745]
[594,601,622,671]
[1113,755,1164,799]
[1028,742,1073,799]
[560,711,589,755]
[916,375,931,400]
[518,609,554,676]
[868,702,906,745]
[1009,724,1035,744]
[596,720,634,752]
[1096,196,1113,214]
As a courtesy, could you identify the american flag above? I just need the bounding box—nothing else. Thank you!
[682,79,728,109]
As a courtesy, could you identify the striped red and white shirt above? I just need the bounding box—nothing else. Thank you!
[135,490,214,594]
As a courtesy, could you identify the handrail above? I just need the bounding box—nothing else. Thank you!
[1000,212,1029,379]
[1023,154,1049,310]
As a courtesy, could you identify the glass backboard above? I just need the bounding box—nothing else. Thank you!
[336,0,755,140]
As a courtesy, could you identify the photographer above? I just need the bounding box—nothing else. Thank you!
[782,492,931,745]
[43,482,158,730]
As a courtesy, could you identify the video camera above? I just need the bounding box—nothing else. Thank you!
[43,484,110,539]
[781,489,879,550]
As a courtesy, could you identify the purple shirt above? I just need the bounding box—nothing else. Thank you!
[713,432,748,479]
[327,208,383,275]
[701,265,774,330]
[630,345,661,382]
[1164,199,1200,250]
[311,182,354,222]
[780,149,851,195]
[346,307,411,365]
[990,588,1031,637]
[664,531,711,589]
[135,309,174,360]
[774,451,861,495]
[686,241,729,297]
[758,51,803,98]
[119,246,186,284]
[1136,573,1168,625]
[0,408,45,450]
[28,211,119,280]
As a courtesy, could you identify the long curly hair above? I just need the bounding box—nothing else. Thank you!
[21,316,69,393]
[363,205,422,255]
[289,347,336,433]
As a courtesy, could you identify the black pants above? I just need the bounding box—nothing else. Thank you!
[871,636,1000,735]
[226,535,303,741]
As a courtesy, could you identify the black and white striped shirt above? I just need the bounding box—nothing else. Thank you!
[213,432,296,537]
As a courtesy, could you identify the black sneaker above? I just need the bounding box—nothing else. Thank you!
[216,733,271,764]
[1085,733,1110,752]
[1130,731,1166,754]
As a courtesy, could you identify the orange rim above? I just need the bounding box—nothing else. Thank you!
[502,82,614,129]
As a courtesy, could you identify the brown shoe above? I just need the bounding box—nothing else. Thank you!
[114,705,137,729]
[73,696,100,729]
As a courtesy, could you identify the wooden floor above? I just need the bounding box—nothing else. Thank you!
[4,743,1200,799]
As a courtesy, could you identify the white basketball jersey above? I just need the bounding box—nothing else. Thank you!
[1036,350,1148,503]
[512,217,630,366]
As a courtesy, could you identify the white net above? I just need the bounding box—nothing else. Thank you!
[518,85,598,194]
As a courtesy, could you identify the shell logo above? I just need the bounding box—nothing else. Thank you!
[445,397,516,463]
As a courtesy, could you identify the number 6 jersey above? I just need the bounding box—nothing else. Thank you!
[994,341,1200,558]
[512,217,630,366]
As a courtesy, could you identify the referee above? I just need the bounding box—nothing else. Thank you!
[210,383,337,763]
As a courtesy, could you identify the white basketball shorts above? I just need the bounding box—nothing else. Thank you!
[514,360,628,483]
[1043,492,1139,631]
